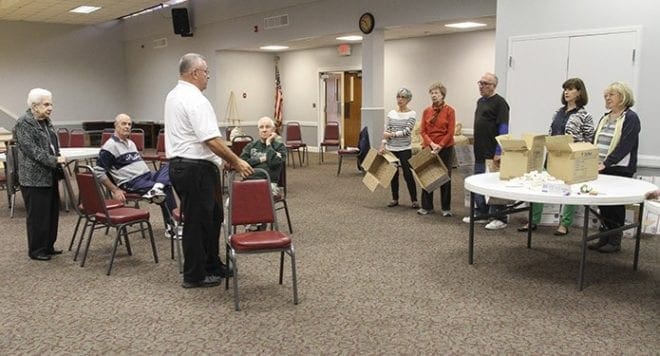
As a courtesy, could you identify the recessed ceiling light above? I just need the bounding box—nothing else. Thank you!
[444,21,486,29]
[260,45,289,51]
[70,5,102,14]
[336,35,363,41]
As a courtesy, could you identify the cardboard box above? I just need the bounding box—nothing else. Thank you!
[409,148,450,192]
[539,203,561,226]
[642,200,660,235]
[360,148,400,192]
[572,206,601,230]
[495,133,546,180]
[484,159,515,205]
[453,143,474,168]
[545,135,598,184]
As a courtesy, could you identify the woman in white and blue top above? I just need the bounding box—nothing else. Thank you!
[379,88,418,208]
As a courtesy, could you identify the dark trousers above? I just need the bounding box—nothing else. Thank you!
[598,167,634,243]
[169,158,223,283]
[473,160,507,222]
[22,184,60,257]
[389,149,417,202]
[421,146,453,211]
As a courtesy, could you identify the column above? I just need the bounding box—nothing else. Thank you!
[361,29,385,149]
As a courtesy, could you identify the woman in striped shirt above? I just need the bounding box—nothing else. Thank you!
[379,88,418,209]
[590,81,640,253]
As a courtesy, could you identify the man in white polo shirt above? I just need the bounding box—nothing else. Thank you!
[164,53,253,289]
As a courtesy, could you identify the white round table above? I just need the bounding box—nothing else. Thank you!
[464,172,658,290]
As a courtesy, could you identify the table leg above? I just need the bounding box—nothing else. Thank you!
[633,202,643,270]
[468,192,475,265]
[527,202,533,248]
[578,205,590,291]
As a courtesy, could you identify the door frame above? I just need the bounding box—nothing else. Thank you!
[317,66,361,148]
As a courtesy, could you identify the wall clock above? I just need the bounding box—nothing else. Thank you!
[359,12,374,34]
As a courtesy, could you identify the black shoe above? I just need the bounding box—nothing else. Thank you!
[181,275,221,289]
[215,265,234,278]
[597,243,621,253]
[29,254,51,261]
[588,238,609,250]
[517,223,537,232]
[46,249,63,255]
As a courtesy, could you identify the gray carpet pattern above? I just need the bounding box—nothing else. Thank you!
[0,153,658,354]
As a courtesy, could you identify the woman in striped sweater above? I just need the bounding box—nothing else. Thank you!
[379,88,418,209]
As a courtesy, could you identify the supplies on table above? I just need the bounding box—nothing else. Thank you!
[506,170,570,195]
[545,135,598,184]
[495,133,546,180]
[409,147,450,192]
[360,148,400,192]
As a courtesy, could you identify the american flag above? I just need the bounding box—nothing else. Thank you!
[274,61,283,134]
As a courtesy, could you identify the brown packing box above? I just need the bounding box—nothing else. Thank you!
[409,148,450,192]
[360,148,400,192]
[495,133,546,180]
[545,135,598,184]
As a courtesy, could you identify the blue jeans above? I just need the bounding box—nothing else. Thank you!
[473,161,507,222]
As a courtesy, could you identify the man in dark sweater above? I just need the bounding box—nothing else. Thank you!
[462,73,510,230]
[240,116,287,192]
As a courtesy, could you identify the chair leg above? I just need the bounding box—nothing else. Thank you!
[122,226,133,256]
[74,220,90,262]
[68,215,83,251]
[337,155,343,175]
[107,228,123,275]
[231,251,241,311]
[80,222,96,267]
[147,222,158,264]
[279,251,285,284]
[297,149,302,167]
[282,200,293,234]
[289,246,299,305]
[10,193,16,218]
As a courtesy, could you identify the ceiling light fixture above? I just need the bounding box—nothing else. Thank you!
[444,21,486,29]
[336,35,363,41]
[260,45,289,51]
[70,5,101,14]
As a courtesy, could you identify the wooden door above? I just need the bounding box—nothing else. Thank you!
[343,71,362,147]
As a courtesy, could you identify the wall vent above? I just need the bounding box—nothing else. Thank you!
[152,37,168,49]
[264,14,289,29]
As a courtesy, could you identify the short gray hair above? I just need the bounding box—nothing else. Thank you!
[257,116,275,127]
[179,53,206,75]
[483,72,499,86]
[27,88,52,107]
[397,88,412,100]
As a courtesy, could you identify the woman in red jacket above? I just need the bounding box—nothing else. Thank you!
[418,82,455,216]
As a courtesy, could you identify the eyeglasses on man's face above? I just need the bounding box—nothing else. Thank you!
[195,68,210,76]
[477,81,494,86]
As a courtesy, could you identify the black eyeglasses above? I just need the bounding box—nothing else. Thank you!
[477,81,494,86]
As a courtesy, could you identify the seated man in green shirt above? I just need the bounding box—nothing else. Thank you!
[240,116,287,194]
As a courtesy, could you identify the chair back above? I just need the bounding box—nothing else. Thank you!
[75,165,109,217]
[131,128,145,152]
[101,129,114,146]
[323,122,340,142]
[5,144,19,195]
[57,128,70,148]
[69,129,86,147]
[155,129,165,154]
[285,122,303,144]
[231,135,253,157]
[229,169,276,227]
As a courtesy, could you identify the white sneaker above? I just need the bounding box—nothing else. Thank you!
[442,210,452,217]
[416,208,433,215]
[143,187,166,204]
[485,219,508,230]
[462,216,489,224]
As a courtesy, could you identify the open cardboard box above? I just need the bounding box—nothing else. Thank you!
[360,148,400,192]
[545,135,598,184]
[495,133,545,180]
[409,148,450,192]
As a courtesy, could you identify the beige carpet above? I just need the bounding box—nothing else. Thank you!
[0,153,658,354]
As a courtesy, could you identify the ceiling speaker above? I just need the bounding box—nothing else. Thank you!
[172,8,193,37]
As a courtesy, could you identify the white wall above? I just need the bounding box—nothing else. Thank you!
[384,30,495,128]
[495,0,660,166]
[0,21,127,125]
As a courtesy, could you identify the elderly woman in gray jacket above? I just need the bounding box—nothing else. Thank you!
[15,88,66,261]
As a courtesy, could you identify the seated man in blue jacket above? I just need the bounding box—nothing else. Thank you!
[94,113,176,233]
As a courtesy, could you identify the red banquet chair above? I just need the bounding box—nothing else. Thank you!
[284,122,308,168]
[75,165,158,275]
[225,168,298,311]
[319,121,340,164]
